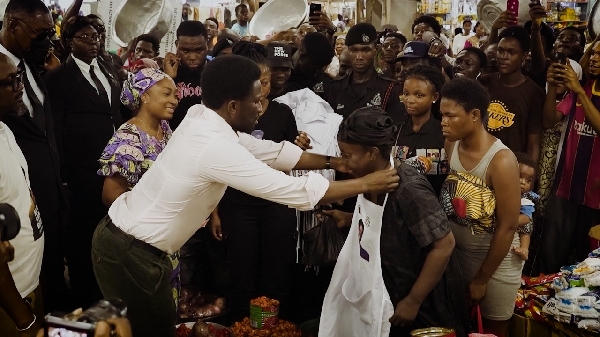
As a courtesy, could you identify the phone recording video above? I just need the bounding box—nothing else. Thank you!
[309,3,322,17]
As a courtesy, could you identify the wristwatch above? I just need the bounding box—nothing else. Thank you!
[325,156,331,170]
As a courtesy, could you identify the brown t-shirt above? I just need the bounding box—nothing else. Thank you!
[479,73,545,154]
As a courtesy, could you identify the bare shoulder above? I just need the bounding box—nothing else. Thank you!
[487,149,519,188]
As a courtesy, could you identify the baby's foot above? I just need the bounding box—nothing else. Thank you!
[512,246,529,261]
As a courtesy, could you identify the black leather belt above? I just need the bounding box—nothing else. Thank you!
[106,221,166,258]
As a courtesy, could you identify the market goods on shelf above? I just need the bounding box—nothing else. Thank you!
[231,317,301,337]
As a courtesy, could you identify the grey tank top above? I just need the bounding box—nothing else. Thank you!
[449,139,508,182]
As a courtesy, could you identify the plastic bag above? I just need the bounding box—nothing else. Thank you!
[303,216,348,266]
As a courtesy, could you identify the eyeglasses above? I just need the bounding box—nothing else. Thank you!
[0,69,24,91]
[73,34,101,44]
[382,43,400,50]
[15,19,56,40]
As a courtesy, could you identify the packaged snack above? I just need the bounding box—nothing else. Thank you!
[574,258,600,276]
[578,319,600,331]
[522,274,561,287]
[583,271,600,287]
[555,298,600,318]
[551,277,570,292]
[542,299,583,324]
[555,287,590,301]
[561,265,577,275]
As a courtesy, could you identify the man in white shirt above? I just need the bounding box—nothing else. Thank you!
[91,55,400,337]
[0,53,44,337]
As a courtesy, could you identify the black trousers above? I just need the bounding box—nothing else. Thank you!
[65,177,106,309]
[40,212,68,312]
[219,200,297,322]
[535,195,600,274]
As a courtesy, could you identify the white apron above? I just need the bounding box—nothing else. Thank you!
[319,192,394,337]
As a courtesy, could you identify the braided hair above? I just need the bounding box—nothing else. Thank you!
[402,65,445,119]
[231,41,268,68]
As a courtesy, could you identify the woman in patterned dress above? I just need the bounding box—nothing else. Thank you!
[97,67,180,308]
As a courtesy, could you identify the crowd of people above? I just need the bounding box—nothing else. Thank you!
[0,0,599,336]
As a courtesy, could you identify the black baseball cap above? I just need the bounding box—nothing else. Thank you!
[266,42,293,68]
[397,41,429,59]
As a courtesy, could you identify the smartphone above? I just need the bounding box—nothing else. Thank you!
[45,314,95,337]
[555,52,568,65]
[309,3,322,17]
[507,0,519,21]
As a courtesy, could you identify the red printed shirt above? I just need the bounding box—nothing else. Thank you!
[555,80,600,209]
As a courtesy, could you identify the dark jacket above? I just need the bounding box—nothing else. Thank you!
[2,60,68,226]
[328,68,407,125]
[44,56,122,188]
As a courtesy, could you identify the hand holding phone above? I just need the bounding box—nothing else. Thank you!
[309,3,322,17]
[554,52,568,65]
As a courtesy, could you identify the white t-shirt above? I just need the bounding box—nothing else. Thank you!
[109,105,329,254]
[0,122,44,298]
[452,34,472,55]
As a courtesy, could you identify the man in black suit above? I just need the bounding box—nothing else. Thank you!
[44,15,123,309]
[0,0,69,313]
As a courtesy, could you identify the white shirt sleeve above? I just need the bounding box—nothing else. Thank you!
[198,138,329,210]
[238,133,303,171]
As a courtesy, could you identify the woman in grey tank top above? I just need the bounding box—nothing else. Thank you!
[438,78,522,337]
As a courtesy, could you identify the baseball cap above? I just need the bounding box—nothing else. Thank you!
[397,41,429,59]
[266,42,293,68]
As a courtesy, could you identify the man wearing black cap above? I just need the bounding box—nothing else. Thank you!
[397,41,431,69]
[266,42,293,99]
[328,22,405,124]
[287,32,334,100]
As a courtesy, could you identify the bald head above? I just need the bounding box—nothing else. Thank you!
[338,49,352,77]
[0,53,26,119]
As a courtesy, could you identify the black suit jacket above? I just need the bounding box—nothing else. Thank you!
[2,60,68,226]
[44,56,123,193]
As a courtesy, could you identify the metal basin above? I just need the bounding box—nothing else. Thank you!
[249,0,309,40]
[111,0,177,47]
[477,0,534,33]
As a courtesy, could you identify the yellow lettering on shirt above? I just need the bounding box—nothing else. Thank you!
[487,101,515,131]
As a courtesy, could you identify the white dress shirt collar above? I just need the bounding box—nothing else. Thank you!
[72,54,99,73]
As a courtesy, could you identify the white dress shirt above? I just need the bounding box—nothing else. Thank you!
[109,105,330,254]
[0,44,45,117]
[72,55,112,106]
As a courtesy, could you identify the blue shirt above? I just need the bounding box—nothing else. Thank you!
[232,23,249,37]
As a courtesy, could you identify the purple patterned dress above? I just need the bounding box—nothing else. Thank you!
[97,120,181,307]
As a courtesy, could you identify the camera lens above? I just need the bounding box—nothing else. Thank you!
[0,203,21,241]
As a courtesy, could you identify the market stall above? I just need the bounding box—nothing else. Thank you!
[511,247,600,337]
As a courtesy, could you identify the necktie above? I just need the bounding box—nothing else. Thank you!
[90,65,109,106]
[18,61,45,132]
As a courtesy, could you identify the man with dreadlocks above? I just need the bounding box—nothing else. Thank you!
[319,107,469,337]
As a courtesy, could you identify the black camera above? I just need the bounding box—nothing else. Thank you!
[45,298,127,336]
[0,203,21,241]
